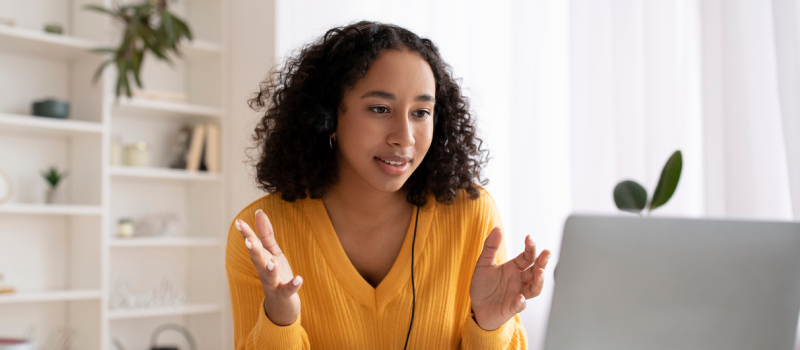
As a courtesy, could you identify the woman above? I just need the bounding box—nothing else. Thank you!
[226,20,551,349]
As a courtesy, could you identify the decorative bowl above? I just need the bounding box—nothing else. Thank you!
[32,99,69,119]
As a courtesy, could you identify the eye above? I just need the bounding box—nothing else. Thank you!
[369,106,389,114]
[414,110,431,119]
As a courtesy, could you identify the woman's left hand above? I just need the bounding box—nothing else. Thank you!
[470,227,551,331]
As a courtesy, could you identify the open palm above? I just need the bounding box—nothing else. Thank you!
[469,227,551,331]
[237,210,303,326]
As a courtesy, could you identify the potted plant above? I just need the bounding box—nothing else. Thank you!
[85,0,193,98]
[41,166,68,204]
[613,150,683,214]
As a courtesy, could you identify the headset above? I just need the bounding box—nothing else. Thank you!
[403,205,420,350]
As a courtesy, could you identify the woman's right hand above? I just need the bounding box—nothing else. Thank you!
[236,209,303,326]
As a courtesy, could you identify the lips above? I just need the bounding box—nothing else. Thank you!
[375,154,411,162]
[375,157,408,166]
[374,156,411,176]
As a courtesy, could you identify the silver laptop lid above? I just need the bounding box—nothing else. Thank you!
[544,215,800,350]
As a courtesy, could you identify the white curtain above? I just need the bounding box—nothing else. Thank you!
[274,0,800,349]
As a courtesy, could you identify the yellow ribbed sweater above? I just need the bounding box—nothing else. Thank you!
[225,187,528,349]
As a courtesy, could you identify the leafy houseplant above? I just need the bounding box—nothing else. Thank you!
[41,166,68,204]
[85,0,193,98]
[614,150,683,214]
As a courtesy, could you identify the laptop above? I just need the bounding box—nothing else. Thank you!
[544,214,800,350]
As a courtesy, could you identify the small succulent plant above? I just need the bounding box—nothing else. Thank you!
[41,166,69,188]
[614,150,682,214]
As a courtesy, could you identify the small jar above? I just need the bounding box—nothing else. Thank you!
[118,218,135,238]
[125,142,150,167]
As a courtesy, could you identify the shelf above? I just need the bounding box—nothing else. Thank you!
[109,237,222,247]
[0,203,103,216]
[108,303,222,320]
[111,97,223,119]
[109,166,221,181]
[182,39,223,59]
[0,25,98,60]
[0,289,102,304]
[0,112,103,137]
[0,1,227,347]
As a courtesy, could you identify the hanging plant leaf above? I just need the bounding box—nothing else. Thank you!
[92,58,114,84]
[649,150,682,212]
[614,180,648,213]
[131,47,145,88]
[162,11,176,46]
[85,1,194,98]
[115,59,127,97]
[173,15,193,41]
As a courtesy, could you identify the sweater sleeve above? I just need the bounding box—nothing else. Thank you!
[226,216,311,350]
[460,189,529,349]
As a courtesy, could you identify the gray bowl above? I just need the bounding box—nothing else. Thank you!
[32,99,69,119]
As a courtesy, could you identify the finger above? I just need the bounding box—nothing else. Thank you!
[239,219,275,261]
[521,259,545,283]
[262,257,281,289]
[277,275,303,299]
[538,249,551,269]
[237,219,276,276]
[255,209,283,257]
[521,264,535,285]
[511,235,537,270]
[476,227,503,268]
[521,249,551,284]
[514,294,527,314]
[522,268,545,298]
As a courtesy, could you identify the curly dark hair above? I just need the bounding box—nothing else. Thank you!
[247,20,489,206]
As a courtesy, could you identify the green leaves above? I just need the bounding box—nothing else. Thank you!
[649,150,682,212]
[613,150,683,214]
[84,0,193,98]
[614,180,648,213]
[41,166,68,188]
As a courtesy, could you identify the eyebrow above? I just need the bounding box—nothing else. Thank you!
[360,90,435,103]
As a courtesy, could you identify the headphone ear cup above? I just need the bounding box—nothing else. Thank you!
[313,104,333,135]
[329,109,337,135]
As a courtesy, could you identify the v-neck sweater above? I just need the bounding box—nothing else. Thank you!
[225,187,528,349]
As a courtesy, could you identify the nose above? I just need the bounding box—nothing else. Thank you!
[387,109,415,148]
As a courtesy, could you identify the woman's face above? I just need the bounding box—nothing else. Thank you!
[333,49,436,194]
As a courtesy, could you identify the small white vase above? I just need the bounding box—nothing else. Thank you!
[45,186,59,204]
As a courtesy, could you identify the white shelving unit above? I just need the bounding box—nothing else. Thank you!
[109,166,222,182]
[0,290,103,304]
[0,1,228,349]
[108,303,223,320]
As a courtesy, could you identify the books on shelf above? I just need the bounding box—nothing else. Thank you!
[174,123,220,173]
[205,124,221,172]
[186,124,205,171]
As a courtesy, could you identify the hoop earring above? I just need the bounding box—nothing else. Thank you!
[329,136,335,149]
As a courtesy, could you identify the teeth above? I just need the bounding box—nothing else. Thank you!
[380,159,404,166]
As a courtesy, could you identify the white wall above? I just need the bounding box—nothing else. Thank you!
[225,0,277,346]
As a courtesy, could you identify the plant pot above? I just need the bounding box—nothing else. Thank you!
[32,99,69,119]
[45,186,60,204]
